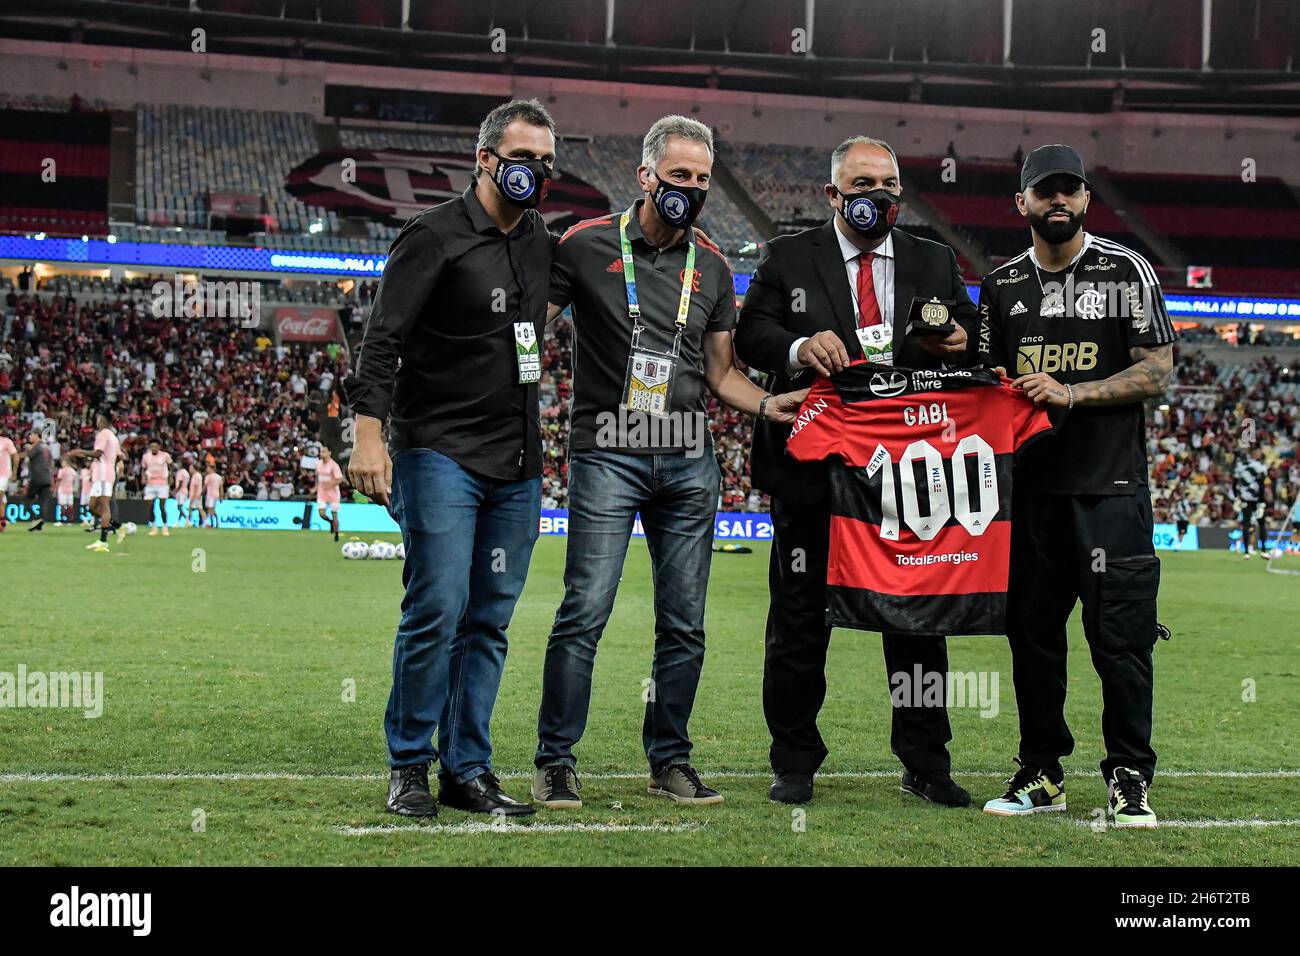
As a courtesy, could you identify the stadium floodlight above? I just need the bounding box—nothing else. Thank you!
[308,220,325,234]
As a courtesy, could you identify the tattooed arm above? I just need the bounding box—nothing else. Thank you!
[1072,344,1173,407]
[1014,344,1173,408]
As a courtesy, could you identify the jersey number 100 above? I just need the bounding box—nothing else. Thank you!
[876,436,998,541]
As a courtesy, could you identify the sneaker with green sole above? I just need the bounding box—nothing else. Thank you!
[982,758,1067,816]
[1108,767,1157,828]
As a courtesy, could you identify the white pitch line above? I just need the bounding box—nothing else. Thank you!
[1074,819,1300,830]
[336,821,707,836]
[2,769,1299,783]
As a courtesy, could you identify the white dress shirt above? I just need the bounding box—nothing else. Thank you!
[788,225,896,373]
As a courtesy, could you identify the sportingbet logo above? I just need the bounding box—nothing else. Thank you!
[1015,341,1098,374]
[50,886,151,936]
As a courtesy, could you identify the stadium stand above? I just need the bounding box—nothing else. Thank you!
[1102,169,1300,294]
[900,156,1162,267]
[0,279,349,502]
[135,104,330,236]
[1152,349,1298,527]
[0,108,112,235]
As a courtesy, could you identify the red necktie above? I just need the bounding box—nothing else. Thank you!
[856,251,881,329]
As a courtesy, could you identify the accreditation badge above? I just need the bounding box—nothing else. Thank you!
[620,348,677,417]
[514,321,541,384]
[855,323,893,366]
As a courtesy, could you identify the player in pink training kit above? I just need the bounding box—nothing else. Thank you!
[56,461,77,524]
[202,463,223,529]
[0,425,18,532]
[315,446,344,542]
[189,464,204,527]
[173,459,191,527]
[66,413,122,551]
[141,439,174,536]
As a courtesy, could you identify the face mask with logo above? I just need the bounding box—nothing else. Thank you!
[649,170,708,229]
[489,150,552,209]
[836,187,899,241]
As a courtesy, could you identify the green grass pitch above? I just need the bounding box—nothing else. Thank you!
[2,524,1297,866]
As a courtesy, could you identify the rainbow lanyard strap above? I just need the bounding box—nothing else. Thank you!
[619,206,696,357]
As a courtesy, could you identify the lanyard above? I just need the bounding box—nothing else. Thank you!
[618,206,695,348]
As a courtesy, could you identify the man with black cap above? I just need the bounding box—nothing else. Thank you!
[978,144,1175,828]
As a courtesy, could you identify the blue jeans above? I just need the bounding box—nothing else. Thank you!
[535,449,721,773]
[384,448,541,782]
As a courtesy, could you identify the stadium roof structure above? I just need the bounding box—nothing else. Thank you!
[2,0,1298,116]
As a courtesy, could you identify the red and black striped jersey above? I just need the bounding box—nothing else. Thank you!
[786,362,1052,636]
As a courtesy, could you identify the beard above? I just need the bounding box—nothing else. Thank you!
[1028,207,1084,245]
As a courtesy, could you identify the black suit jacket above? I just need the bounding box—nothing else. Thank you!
[734,220,978,506]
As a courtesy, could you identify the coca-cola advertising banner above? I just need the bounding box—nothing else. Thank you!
[275,307,342,343]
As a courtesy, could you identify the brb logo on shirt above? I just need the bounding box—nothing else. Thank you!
[1016,339,1099,374]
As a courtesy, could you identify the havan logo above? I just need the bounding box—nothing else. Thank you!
[788,397,829,436]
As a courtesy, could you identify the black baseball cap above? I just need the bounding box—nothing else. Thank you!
[1020,144,1088,191]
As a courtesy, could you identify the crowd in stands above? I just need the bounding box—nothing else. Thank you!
[4,270,1298,527]
[1,285,348,502]
[1150,349,1298,527]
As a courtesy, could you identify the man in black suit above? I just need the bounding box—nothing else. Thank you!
[734,136,976,806]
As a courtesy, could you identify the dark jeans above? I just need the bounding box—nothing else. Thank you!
[384,448,541,783]
[535,449,720,774]
[765,496,952,775]
[27,482,52,526]
[1007,492,1161,782]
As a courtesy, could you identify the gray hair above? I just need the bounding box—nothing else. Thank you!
[475,98,557,178]
[830,136,900,183]
[642,115,714,169]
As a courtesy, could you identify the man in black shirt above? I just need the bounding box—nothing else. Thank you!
[23,431,54,532]
[978,145,1175,828]
[530,115,807,809]
[346,99,557,820]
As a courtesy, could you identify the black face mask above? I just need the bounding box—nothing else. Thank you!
[1027,205,1085,245]
[650,171,708,229]
[489,150,552,209]
[836,187,899,241]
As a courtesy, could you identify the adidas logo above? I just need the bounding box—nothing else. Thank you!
[606,257,623,273]
[1010,300,1028,315]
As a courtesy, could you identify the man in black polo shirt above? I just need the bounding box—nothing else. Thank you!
[978,145,1175,828]
[530,115,807,809]
[346,99,557,819]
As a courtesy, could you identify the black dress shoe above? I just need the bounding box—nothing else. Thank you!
[900,770,972,807]
[769,772,814,804]
[387,763,437,817]
[439,771,536,816]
